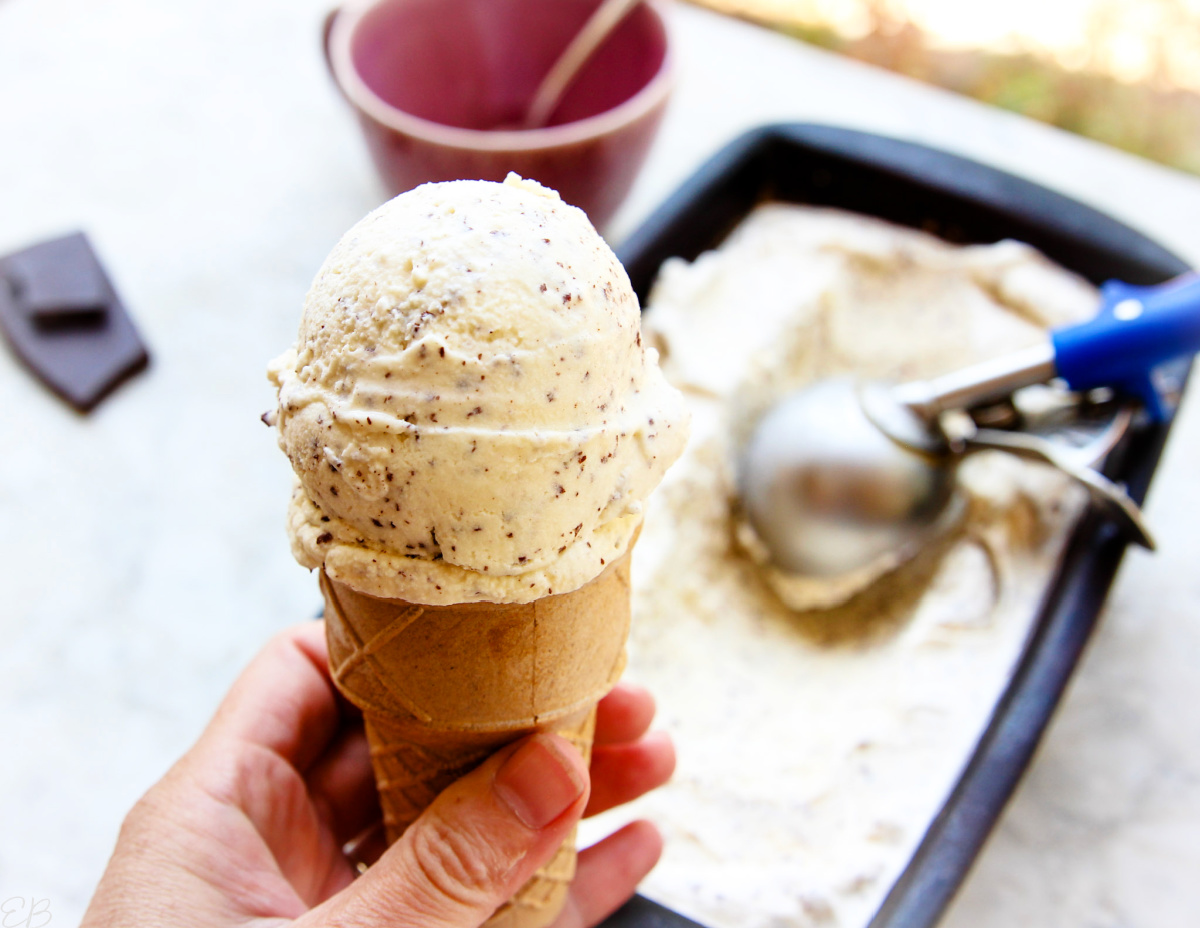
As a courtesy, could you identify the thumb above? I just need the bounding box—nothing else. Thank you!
[318,732,590,928]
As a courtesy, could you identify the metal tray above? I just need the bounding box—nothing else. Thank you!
[600,123,1193,928]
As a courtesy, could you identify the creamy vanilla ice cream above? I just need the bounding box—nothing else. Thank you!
[268,175,688,604]
[579,204,1098,928]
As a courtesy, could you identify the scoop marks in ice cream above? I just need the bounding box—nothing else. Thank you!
[268,175,689,604]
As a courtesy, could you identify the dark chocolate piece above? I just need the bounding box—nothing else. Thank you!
[0,232,149,412]
[5,234,110,328]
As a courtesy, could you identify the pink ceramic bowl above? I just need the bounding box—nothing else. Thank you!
[324,0,673,230]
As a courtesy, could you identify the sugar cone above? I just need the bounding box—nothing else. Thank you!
[320,547,633,928]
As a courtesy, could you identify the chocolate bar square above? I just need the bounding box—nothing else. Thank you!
[0,232,149,412]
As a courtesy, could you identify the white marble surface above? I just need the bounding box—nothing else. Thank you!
[1,0,1199,925]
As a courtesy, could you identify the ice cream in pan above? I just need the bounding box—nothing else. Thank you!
[266,174,689,927]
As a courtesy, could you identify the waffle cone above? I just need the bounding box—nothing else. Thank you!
[320,547,633,928]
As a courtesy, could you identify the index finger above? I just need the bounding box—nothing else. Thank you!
[595,682,656,746]
[200,620,344,773]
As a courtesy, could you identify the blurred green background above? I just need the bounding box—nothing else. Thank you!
[688,0,1200,176]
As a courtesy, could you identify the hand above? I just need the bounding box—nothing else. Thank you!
[81,621,675,928]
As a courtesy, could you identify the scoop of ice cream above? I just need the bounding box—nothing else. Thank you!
[268,175,689,604]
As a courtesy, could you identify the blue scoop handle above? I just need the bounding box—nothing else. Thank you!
[1051,273,1200,421]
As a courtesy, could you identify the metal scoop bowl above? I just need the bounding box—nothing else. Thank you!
[738,272,1200,587]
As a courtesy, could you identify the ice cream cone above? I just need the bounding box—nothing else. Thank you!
[320,545,634,928]
[270,177,687,925]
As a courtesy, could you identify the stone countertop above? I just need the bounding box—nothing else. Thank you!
[1,0,1198,925]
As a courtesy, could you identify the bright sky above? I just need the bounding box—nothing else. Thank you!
[707,0,1200,90]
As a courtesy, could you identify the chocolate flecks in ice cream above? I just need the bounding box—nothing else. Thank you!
[268,174,689,604]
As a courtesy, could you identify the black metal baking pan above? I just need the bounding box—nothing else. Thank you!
[600,123,1193,928]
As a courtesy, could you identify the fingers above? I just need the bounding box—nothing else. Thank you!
[305,724,381,846]
[587,683,675,818]
[594,682,656,746]
[585,730,675,818]
[201,621,343,774]
[314,733,589,928]
[551,821,664,928]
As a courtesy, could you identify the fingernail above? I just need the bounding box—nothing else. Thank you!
[494,734,586,830]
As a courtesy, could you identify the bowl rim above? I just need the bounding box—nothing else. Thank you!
[326,0,675,152]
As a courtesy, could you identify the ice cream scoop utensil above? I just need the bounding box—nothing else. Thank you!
[740,272,1200,581]
[523,0,642,128]
[952,403,1151,545]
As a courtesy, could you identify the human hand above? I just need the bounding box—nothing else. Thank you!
[81,621,675,928]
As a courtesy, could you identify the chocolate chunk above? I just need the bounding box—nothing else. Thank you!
[5,234,109,328]
[0,232,149,412]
